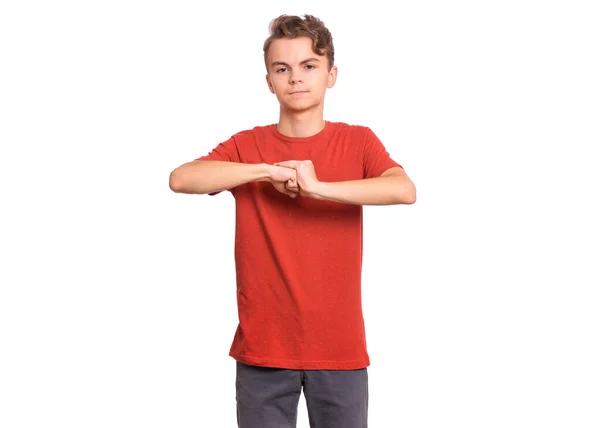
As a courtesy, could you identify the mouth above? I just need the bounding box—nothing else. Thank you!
[289,90,309,95]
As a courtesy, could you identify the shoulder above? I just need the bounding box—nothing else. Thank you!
[222,124,274,145]
[327,121,374,140]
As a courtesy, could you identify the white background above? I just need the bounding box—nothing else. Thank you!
[1,0,599,427]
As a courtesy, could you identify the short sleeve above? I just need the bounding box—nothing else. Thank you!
[362,127,403,179]
[195,136,242,196]
[196,136,241,163]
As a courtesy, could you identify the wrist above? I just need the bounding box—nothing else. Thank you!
[255,163,274,182]
[306,181,326,200]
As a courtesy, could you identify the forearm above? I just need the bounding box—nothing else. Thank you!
[310,176,417,206]
[169,160,270,194]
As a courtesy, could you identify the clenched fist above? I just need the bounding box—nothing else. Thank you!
[274,160,320,198]
[267,164,300,198]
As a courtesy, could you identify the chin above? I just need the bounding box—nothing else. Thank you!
[283,100,319,112]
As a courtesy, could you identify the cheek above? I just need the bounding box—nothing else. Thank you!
[314,73,330,86]
[270,76,287,90]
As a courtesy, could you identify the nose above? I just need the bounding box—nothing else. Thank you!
[289,74,303,85]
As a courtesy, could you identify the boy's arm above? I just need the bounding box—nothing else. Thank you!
[275,161,416,206]
[312,166,416,206]
[169,160,272,195]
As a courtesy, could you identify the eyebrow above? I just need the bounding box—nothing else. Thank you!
[271,57,321,68]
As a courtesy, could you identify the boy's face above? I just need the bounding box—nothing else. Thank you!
[265,37,337,113]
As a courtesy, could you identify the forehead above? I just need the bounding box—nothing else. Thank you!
[267,36,323,64]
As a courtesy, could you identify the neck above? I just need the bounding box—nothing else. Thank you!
[276,107,326,138]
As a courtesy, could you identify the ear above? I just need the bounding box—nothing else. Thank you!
[266,74,275,94]
[327,66,338,88]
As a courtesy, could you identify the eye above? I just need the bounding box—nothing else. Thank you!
[305,64,315,70]
[276,67,288,73]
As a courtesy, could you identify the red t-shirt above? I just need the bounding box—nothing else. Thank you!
[197,121,401,370]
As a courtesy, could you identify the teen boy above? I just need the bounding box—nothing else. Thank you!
[169,14,416,428]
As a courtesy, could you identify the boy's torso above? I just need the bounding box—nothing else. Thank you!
[227,122,371,370]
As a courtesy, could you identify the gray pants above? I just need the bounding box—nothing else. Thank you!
[235,361,368,428]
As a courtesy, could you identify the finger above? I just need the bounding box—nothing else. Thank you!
[275,160,299,168]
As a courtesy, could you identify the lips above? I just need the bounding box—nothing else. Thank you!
[289,90,309,94]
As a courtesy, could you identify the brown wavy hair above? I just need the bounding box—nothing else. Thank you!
[263,14,335,70]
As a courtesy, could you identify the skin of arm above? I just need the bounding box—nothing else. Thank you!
[169,160,299,196]
[275,160,416,206]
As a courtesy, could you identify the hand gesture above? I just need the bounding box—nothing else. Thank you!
[268,164,300,198]
[273,160,319,197]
